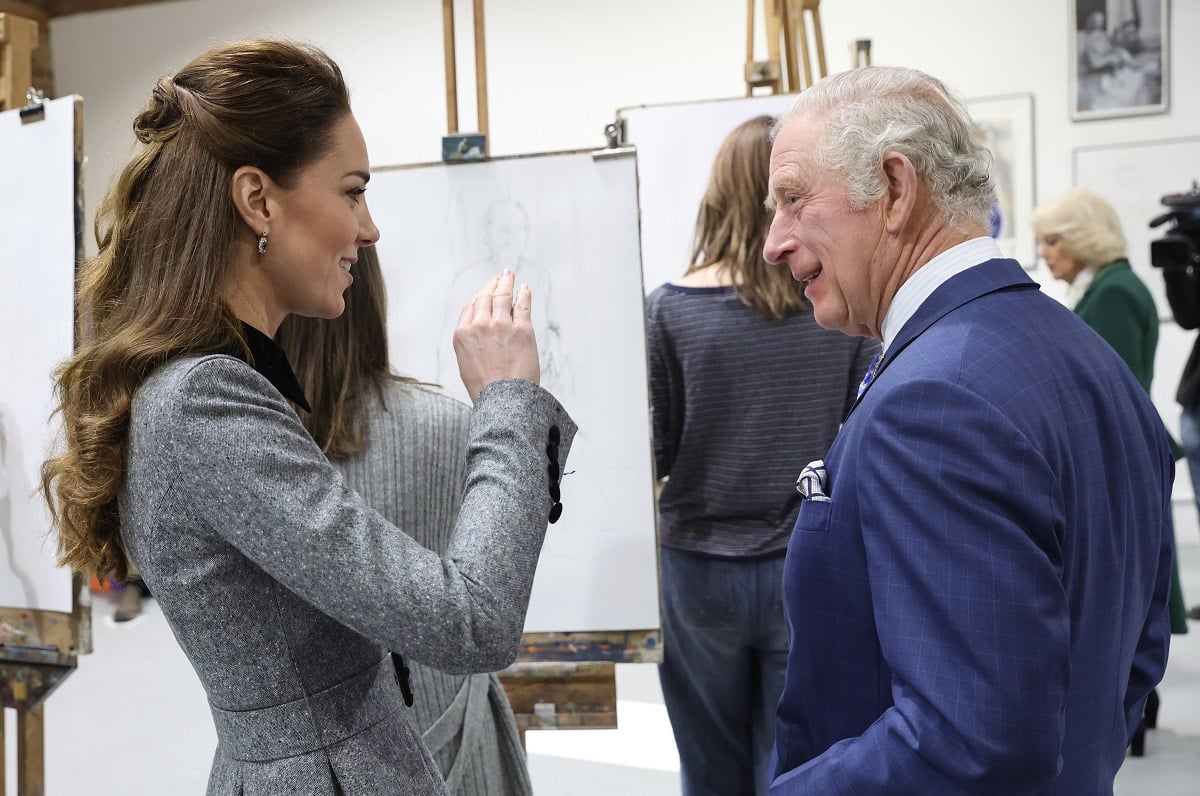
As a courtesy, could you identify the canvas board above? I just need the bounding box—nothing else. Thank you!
[367,149,660,634]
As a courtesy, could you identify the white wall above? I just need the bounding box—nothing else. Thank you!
[49,0,1200,500]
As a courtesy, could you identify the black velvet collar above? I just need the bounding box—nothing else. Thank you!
[237,322,311,413]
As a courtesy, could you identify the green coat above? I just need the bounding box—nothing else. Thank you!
[1074,259,1158,392]
[1074,258,1188,633]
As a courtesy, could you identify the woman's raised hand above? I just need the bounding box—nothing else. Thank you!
[453,270,540,402]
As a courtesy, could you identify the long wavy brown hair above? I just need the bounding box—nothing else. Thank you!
[41,40,351,580]
[278,245,416,460]
[687,114,806,321]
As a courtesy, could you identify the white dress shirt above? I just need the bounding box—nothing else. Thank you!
[879,237,1005,354]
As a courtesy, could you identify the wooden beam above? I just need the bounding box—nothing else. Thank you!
[442,0,457,133]
[499,662,617,748]
[0,3,46,24]
[17,704,45,796]
[30,0,178,19]
[0,11,38,112]
[804,0,827,78]
[472,0,487,140]
[789,0,812,89]
[516,628,662,663]
[0,6,51,97]
[745,0,754,97]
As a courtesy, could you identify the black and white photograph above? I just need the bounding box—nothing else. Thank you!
[1071,0,1169,120]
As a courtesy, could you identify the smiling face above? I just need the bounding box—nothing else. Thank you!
[248,113,380,332]
[763,115,887,337]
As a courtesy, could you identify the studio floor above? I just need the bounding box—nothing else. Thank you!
[5,511,1200,795]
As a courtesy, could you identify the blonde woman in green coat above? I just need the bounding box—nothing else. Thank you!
[1033,187,1185,755]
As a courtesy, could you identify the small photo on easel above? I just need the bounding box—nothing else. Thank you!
[442,133,487,162]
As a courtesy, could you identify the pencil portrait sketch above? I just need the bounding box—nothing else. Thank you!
[439,195,572,401]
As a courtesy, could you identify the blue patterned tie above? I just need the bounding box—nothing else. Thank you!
[856,352,882,401]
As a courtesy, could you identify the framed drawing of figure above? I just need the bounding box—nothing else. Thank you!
[1071,0,1169,120]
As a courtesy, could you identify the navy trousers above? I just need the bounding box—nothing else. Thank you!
[658,546,789,796]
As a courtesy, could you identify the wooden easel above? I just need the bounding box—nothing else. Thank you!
[0,11,37,111]
[436,3,660,744]
[499,629,661,747]
[441,0,489,157]
[745,0,827,95]
[2,17,89,794]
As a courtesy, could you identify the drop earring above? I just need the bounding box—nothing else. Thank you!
[257,230,269,255]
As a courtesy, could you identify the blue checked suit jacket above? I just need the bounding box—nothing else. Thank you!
[771,259,1174,794]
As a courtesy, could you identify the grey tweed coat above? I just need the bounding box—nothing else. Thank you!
[120,355,574,795]
[334,381,533,795]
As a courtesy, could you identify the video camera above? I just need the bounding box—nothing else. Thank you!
[1150,181,1200,271]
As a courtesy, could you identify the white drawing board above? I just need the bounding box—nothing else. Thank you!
[1073,137,1200,320]
[617,94,798,293]
[367,149,660,634]
[0,96,77,613]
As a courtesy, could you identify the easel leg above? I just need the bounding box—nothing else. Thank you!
[1,708,7,795]
[781,0,799,90]
[472,0,489,140]
[744,0,755,97]
[16,705,44,796]
[807,0,828,77]
[442,0,458,133]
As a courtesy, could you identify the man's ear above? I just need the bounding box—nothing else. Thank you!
[880,151,919,235]
[231,166,274,237]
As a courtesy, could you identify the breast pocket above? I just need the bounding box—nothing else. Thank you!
[793,497,833,534]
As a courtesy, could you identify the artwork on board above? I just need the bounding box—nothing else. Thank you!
[0,96,78,614]
[967,93,1037,269]
[434,194,572,404]
[1070,0,1169,121]
[365,150,661,634]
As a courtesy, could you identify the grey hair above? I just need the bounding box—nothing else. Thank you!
[1030,187,1127,270]
[774,66,995,229]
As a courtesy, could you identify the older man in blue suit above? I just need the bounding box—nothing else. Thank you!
[763,66,1174,794]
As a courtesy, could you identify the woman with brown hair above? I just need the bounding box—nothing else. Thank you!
[41,39,573,794]
[277,245,532,795]
[646,115,879,795]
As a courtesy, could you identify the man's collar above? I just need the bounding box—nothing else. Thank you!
[880,237,1004,352]
[236,322,311,412]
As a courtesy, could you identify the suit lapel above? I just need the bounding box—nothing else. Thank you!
[848,258,1037,415]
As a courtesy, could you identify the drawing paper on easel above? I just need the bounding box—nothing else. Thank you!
[434,192,575,405]
[368,149,659,634]
[0,95,76,612]
[617,94,797,294]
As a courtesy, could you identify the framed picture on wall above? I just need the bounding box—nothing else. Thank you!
[1070,0,1169,121]
[967,93,1037,269]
